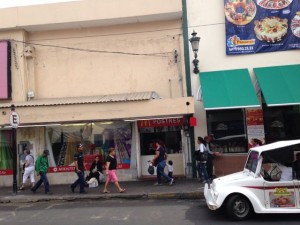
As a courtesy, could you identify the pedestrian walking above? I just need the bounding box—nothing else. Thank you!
[167,160,173,178]
[195,137,209,183]
[31,149,52,194]
[103,148,126,193]
[151,140,174,186]
[19,148,35,190]
[71,143,87,194]
[204,135,215,180]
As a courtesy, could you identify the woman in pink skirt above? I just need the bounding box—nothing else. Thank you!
[103,148,125,193]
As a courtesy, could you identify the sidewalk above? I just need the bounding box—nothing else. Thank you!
[0,178,205,204]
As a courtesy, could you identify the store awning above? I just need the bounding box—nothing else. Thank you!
[200,69,260,110]
[254,64,300,107]
[0,91,160,108]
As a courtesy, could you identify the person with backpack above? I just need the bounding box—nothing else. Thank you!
[31,149,52,194]
[19,148,35,190]
[195,136,209,183]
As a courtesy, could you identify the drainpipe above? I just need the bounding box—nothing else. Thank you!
[182,0,196,178]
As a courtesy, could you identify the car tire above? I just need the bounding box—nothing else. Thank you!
[226,194,252,221]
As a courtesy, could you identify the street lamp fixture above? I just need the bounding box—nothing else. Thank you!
[189,30,200,74]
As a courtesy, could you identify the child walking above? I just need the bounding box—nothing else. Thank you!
[167,160,174,178]
[103,148,126,193]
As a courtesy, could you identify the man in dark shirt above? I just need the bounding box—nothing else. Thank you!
[293,152,300,180]
[70,143,87,194]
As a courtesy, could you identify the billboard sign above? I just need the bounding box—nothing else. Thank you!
[225,0,300,55]
[0,41,11,99]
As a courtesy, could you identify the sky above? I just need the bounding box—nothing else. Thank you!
[0,0,79,9]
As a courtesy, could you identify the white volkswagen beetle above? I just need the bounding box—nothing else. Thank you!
[204,140,300,220]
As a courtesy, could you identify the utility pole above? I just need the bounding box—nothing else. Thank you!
[182,0,196,178]
[9,104,19,195]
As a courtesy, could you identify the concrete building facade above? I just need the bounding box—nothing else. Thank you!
[0,0,195,186]
[187,0,300,177]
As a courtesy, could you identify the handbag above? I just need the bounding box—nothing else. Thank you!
[199,151,208,161]
[148,163,155,175]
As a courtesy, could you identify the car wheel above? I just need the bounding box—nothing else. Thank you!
[226,194,251,221]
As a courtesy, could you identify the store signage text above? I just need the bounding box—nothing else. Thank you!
[138,118,183,128]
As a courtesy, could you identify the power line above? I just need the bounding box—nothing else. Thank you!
[11,39,173,57]
[26,23,223,42]
[10,22,224,56]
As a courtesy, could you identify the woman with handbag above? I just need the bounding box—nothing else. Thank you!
[151,140,174,186]
[195,136,209,183]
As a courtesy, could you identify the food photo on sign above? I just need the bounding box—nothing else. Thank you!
[224,0,300,55]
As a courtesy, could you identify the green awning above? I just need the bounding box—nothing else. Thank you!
[200,69,260,110]
[254,64,300,107]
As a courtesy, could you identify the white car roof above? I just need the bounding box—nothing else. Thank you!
[250,140,300,153]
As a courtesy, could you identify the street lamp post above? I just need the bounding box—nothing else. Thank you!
[189,30,200,74]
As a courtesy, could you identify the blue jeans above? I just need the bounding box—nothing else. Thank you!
[32,171,50,193]
[156,160,172,184]
[197,161,209,181]
[72,171,85,193]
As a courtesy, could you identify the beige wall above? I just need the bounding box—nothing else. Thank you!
[0,0,182,31]
[0,0,187,113]
[187,0,300,139]
[26,20,185,99]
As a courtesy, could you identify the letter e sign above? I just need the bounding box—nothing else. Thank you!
[9,111,20,128]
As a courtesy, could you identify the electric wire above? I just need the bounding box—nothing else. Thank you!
[11,39,173,57]
[25,22,224,42]
[9,22,223,57]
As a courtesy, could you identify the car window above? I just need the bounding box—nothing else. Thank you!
[260,163,282,181]
[245,151,259,173]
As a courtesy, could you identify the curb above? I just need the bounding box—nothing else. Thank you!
[0,191,202,204]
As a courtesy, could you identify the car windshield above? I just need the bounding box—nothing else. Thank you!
[245,151,259,173]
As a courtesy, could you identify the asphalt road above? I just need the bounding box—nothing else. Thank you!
[0,199,299,225]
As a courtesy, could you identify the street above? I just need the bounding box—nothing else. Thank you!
[0,199,299,225]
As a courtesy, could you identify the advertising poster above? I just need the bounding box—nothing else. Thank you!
[225,0,300,55]
[269,188,295,208]
[246,109,265,148]
[0,130,13,175]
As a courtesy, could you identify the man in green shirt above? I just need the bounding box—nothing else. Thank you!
[31,150,52,194]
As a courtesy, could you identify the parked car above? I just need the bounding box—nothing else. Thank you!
[204,140,300,220]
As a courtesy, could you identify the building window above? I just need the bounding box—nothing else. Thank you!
[0,130,13,173]
[139,126,182,156]
[46,121,132,171]
[206,109,248,153]
[263,104,300,143]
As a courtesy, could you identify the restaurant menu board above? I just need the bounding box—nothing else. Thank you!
[225,0,300,55]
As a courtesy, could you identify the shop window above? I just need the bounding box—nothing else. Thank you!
[206,109,248,153]
[0,130,13,174]
[263,104,300,143]
[139,126,182,156]
[46,121,132,171]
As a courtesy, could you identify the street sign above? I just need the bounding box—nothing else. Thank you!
[9,111,20,128]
